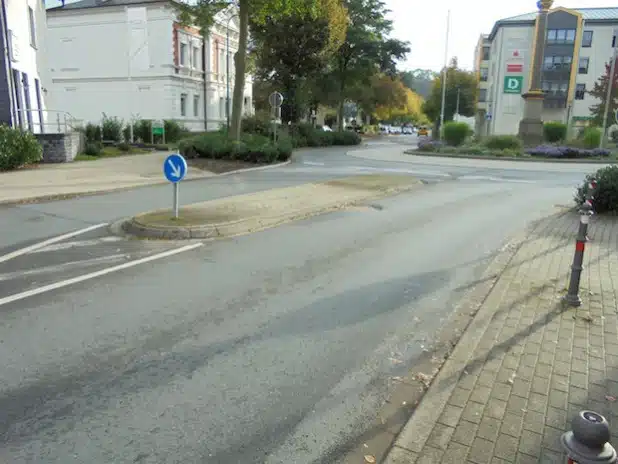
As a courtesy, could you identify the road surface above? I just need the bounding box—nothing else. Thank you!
[0,139,604,463]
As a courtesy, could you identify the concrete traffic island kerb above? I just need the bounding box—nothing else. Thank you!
[405,149,618,164]
[121,175,424,240]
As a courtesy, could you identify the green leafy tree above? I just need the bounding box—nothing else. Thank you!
[400,69,438,99]
[175,0,230,131]
[422,58,477,125]
[588,56,618,127]
[317,0,409,130]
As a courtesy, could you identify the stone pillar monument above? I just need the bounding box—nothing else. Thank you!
[518,0,553,145]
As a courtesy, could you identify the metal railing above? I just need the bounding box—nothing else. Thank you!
[15,109,83,134]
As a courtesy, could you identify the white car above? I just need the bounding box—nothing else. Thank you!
[402,126,413,135]
[322,125,333,132]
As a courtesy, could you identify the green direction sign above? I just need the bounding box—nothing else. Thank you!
[152,120,165,136]
[503,76,523,94]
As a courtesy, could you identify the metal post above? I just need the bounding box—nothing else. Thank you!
[226,26,230,131]
[564,179,597,307]
[561,410,617,464]
[172,182,179,219]
[601,29,618,149]
[439,10,451,140]
[455,87,461,117]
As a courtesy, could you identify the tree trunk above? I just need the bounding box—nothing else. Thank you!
[337,74,346,131]
[230,0,249,141]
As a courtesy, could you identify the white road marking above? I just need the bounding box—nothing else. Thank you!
[458,175,536,184]
[0,254,128,281]
[351,166,451,177]
[303,161,326,166]
[0,243,203,307]
[0,223,109,264]
[28,236,124,254]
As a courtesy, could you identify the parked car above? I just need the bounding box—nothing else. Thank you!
[389,126,402,134]
[418,126,429,136]
[402,126,413,135]
[322,125,333,132]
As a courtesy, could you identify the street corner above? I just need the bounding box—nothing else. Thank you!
[0,223,201,308]
[120,175,425,241]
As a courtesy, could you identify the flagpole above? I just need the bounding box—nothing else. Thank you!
[439,10,451,140]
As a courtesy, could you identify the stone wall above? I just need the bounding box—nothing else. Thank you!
[35,132,84,163]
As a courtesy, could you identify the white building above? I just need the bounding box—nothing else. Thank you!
[476,7,618,137]
[0,0,50,132]
[45,0,254,132]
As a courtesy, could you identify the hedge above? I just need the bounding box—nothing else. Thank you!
[0,125,43,171]
[575,165,618,214]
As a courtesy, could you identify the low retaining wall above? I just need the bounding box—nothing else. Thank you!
[35,132,84,163]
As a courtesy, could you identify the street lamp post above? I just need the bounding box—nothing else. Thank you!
[455,86,461,118]
[226,13,238,132]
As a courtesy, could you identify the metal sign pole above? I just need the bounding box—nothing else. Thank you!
[173,183,179,219]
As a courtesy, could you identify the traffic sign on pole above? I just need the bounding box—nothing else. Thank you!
[163,153,188,219]
[269,91,284,108]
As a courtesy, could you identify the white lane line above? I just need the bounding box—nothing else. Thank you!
[0,243,202,307]
[0,223,109,264]
[459,175,536,184]
[0,254,128,281]
[28,236,124,254]
[302,161,325,166]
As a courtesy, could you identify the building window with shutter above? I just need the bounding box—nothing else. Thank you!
[582,30,593,47]
[575,84,586,100]
[28,7,36,47]
[193,95,199,117]
[578,57,589,74]
[180,93,187,116]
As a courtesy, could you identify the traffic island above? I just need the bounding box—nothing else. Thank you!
[122,174,423,240]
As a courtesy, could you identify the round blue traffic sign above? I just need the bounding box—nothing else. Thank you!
[163,153,188,183]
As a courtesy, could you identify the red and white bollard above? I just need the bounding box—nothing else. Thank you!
[561,411,617,463]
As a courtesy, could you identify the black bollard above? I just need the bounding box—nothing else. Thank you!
[561,410,617,463]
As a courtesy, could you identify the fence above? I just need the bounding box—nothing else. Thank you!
[15,109,83,134]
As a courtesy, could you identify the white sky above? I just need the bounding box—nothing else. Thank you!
[386,0,618,71]
[49,0,618,72]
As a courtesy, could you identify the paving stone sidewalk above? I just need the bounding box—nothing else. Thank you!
[385,210,618,463]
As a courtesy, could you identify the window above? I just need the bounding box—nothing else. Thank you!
[544,56,573,70]
[7,29,16,61]
[35,78,44,133]
[482,46,490,61]
[28,7,36,47]
[192,47,199,69]
[479,67,488,81]
[179,43,187,66]
[180,93,187,116]
[559,82,568,95]
[478,89,487,102]
[582,30,593,47]
[542,81,550,92]
[193,95,199,117]
[547,28,576,44]
[575,83,586,100]
[219,49,225,74]
[12,70,23,128]
[21,72,32,130]
[219,97,224,118]
[578,57,589,74]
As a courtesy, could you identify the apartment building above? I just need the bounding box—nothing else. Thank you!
[473,34,490,135]
[46,0,254,131]
[476,7,618,136]
[0,0,49,132]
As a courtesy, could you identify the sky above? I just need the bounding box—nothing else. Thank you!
[48,0,618,72]
[386,0,618,71]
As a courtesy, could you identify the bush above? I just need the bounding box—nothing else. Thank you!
[543,121,567,143]
[575,165,618,214]
[525,145,610,158]
[241,115,272,136]
[417,139,443,152]
[101,115,123,142]
[0,125,43,171]
[583,127,602,149]
[178,132,292,164]
[332,130,362,146]
[443,122,469,146]
[84,123,101,143]
[164,120,187,143]
[117,142,131,152]
[83,142,102,156]
[483,135,522,151]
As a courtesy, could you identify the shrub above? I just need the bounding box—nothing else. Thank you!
[332,130,362,146]
[117,142,131,152]
[543,121,567,143]
[164,120,187,142]
[525,145,610,158]
[83,142,102,156]
[483,135,522,151]
[101,115,123,142]
[0,125,43,171]
[241,115,272,136]
[417,139,443,152]
[133,119,152,143]
[575,165,618,214]
[84,123,101,143]
[583,127,602,149]
[443,122,469,146]
[178,132,292,164]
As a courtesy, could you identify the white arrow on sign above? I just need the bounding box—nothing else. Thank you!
[167,159,182,179]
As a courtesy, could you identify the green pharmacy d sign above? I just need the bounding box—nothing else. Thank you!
[503,76,523,94]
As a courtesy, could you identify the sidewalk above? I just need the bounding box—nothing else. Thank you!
[0,152,213,204]
[385,210,618,463]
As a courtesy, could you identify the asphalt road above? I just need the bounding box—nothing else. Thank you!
[0,138,607,463]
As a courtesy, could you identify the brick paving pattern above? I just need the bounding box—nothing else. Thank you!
[387,211,618,463]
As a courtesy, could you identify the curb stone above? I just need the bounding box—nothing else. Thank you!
[382,209,572,463]
[121,182,424,240]
[405,150,617,164]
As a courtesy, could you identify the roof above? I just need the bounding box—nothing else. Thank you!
[489,7,618,39]
[47,0,168,12]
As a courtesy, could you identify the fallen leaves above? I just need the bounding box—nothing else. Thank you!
[364,455,376,463]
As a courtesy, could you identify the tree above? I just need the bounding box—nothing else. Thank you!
[400,69,438,99]
[422,58,477,124]
[175,0,230,131]
[229,0,328,140]
[250,0,347,123]
[320,0,409,130]
[588,56,618,127]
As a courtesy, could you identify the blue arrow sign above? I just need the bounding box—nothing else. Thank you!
[163,153,187,183]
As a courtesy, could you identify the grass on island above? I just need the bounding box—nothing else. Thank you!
[136,208,241,227]
[75,146,153,161]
